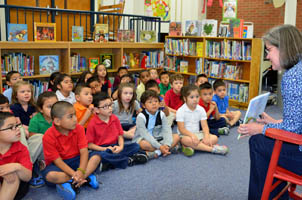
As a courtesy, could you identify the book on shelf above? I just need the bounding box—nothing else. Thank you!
[30,80,49,100]
[218,22,229,37]
[185,20,200,36]
[94,24,109,42]
[200,19,218,37]
[7,23,28,42]
[88,57,100,73]
[242,22,254,39]
[179,60,188,73]
[39,55,59,75]
[117,30,135,42]
[139,30,157,43]
[204,60,243,80]
[165,38,198,56]
[229,18,244,38]
[169,22,182,36]
[1,53,34,76]
[224,81,249,103]
[70,53,87,73]
[72,26,84,42]
[124,50,164,69]
[196,42,203,57]
[100,54,114,69]
[195,58,203,74]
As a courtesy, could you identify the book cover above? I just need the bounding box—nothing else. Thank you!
[185,20,199,36]
[72,26,84,42]
[169,22,182,36]
[100,54,114,69]
[88,57,99,73]
[39,55,59,75]
[117,30,135,42]
[229,18,244,38]
[94,24,109,42]
[34,22,56,42]
[201,19,218,37]
[196,42,203,57]
[139,30,157,43]
[179,60,188,73]
[7,23,28,42]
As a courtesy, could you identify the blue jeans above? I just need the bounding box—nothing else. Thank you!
[206,118,227,136]
[248,134,302,200]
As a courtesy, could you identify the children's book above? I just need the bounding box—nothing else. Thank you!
[117,30,135,42]
[185,20,199,36]
[229,18,244,38]
[139,30,157,43]
[179,60,188,73]
[201,19,218,37]
[72,26,84,42]
[237,92,270,140]
[39,55,59,75]
[100,54,114,69]
[88,57,99,72]
[94,24,109,42]
[7,23,28,42]
[196,42,203,57]
[169,22,182,36]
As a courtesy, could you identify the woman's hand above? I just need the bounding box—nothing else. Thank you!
[237,123,264,137]
[257,112,277,124]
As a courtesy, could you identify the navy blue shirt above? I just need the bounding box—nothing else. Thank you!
[10,103,36,126]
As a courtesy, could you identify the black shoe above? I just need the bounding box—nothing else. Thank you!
[70,181,80,194]
[128,153,148,166]
[234,119,243,127]
[100,162,115,172]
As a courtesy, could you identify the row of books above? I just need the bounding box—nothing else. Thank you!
[1,53,34,76]
[205,40,252,61]
[123,51,164,69]
[165,39,203,57]
[204,60,243,80]
[70,53,88,73]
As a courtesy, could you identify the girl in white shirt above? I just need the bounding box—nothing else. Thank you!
[54,73,76,104]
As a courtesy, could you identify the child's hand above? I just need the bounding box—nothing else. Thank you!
[0,163,19,177]
[202,135,212,147]
[73,170,84,186]
[210,101,217,111]
[88,104,94,112]
[191,135,200,146]
[159,101,165,108]
[112,145,123,154]
[159,145,170,156]
[226,112,233,119]
[2,172,18,184]
[106,146,114,151]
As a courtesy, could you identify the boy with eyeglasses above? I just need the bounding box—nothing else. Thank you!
[0,112,32,200]
[86,92,148,170]
[86,76,102,95]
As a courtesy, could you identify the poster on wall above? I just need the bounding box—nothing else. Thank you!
[222,0,237,22]
[144,0,171,21]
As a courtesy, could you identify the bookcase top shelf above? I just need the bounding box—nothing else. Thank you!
[204,57,251,63]
[0,42,69,49]
[165,36,255,41]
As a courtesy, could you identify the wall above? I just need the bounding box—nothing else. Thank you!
[207,0,302,38]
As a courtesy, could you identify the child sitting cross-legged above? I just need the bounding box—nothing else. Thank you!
[86,92,148,171]
[133,90,180,159]
[0,112,32,200]
[42,101,101,200]
[177,85,228,157]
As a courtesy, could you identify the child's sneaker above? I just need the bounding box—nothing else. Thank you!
[99,162,115,172]
[128,153,148,166]
[218,127,230,135]
[29,174,45,188]
[234,119,243,127]
[56,182,76,200]
[182,146,194,157]
[170,144,182,154]
[146,151,159,160]
[212,145,229,155]
[86,174,99,189]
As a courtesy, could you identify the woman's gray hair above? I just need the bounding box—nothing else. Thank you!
[262,24,302,70]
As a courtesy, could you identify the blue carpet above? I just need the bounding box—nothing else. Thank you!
[24,105,283,200]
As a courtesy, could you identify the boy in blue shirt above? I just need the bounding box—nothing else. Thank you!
[3,71,22,103]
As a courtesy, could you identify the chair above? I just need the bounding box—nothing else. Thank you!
[261,128,302,200]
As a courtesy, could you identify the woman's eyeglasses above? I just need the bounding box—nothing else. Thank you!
[0,123,22,131]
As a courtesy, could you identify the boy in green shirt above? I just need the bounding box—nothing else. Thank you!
[159,71,171,98]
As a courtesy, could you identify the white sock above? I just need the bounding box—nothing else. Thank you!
[155,149,162,156]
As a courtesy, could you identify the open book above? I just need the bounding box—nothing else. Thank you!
[237,92,270,139]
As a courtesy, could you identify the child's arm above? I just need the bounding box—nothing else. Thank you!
[88,143,111,151]
[164,93,177,114]
[78,105,94,126]
[73,147,88,185]
[200,119,212,146]
[167,106,177,114]
[177,121,199,145]
[206,102,216,118]
[111,90,118,100]
[160,101,170,116]
[112,135,124,154]
[213,101,221,120]
[53,157,76,177]
[107,88,112,98]
[159,112,173,147]
[0,163,31,182]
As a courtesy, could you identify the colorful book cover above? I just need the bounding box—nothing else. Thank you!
[139,30,157,43]
[179,60,188,73]
[201,19,218,37]
[72,26,84,42]
[196,42,203,57]
[185,20,199,36]
[94,24,109,42]
[39,55,59,75]
[100,54,114,69]
[117,30,135,42]
[169,22,182,36]
[88,57,99,73]
[7,23,28,42]
[229,18,244,38]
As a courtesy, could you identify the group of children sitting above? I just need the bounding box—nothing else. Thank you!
[0,65,242,200]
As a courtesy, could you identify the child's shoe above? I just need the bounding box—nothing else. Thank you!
[86,174,99,189]
[218,127,230,135]
[182,146,194,157]
[212,144,229,155]
[146,151,159,160]
[234,119,243,127]
[29,174,45,188]
[99,162,115,172]
[128,153,148,166]
[56,182,76,200]
[170,144,182,154]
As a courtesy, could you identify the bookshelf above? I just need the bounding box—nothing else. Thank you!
[165,36,263,109]
[0,42,164,91]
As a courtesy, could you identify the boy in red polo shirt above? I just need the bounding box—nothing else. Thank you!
[0,112,32,200]
[198,82,229,136]
[86,92,148,170]
[164,74,184,115]
[42,101,101,200]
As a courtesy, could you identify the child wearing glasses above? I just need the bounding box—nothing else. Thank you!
[41,101,101,200]
[0,112,32,200]
[86,92,148,171]
[86,76,102,95]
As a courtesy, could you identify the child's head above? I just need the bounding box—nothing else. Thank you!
[139,70,150,85]
[120,74,134,84]
[195,74,208,87]
[170,74,184,94]
[86,76,102,94]
[117,67,128,78]
[140,90,160,115]
[37,91,58,119]
[6,71,22,87]
[199,82,213,104]
[51,101,77,131]
[0,94,10,112]
[117,83,136,113]
[75,84,93,107]
[76,71,93,86]
[159,71,170,86]
[0,112,21,143]
[149,69,159,80]
[94,64,108,80]
[12,81,35,105]
[213,79,226,99]
[54,73,73,93]
[92,92,113,118]
[48,71,61,91]
[181,85,200,108]
[145,79,160,94]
